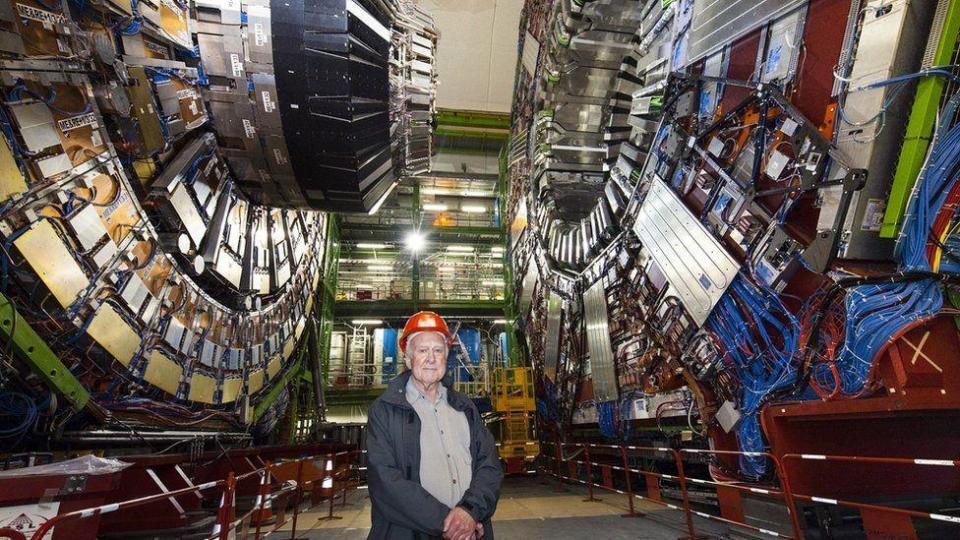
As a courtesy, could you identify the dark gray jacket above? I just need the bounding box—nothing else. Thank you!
[366,370,503,539]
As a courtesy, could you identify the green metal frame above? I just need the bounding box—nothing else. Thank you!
[0,294,89,410]
[255,344,305,420]
[412,182,421,309]
[256,214,340,421]
[318,216,340,387]
[434,109,511,131]
[881,0,960,238]
[498,140,522,367]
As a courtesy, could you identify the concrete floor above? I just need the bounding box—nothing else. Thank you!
[266,475,731,539]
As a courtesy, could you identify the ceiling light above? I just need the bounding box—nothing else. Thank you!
[405,231,426,252]
[356,243,387,249]
[481,280,502,286]
[461,190,494,197]
[461,205,487,213]
[352,319,383,325]
[447,245,474,252]
[493,319,508,324]
[423,203,448,211]
[367,265,393,272]
[490,246,504,253]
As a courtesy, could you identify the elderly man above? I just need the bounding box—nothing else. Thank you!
[366,311,503,540]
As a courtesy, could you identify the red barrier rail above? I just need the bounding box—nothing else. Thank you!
[542,442,960,540]
[26,449,365,540]
[782,452,960,536]
[677,448,802,539]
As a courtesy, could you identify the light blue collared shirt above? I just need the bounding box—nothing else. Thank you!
[405,377,472,508]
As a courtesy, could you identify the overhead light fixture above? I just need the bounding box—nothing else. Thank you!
[481,280,502,286]
[352,319,383,325]
[461,190,494,197]
[405,231,426,252]
[461,205,487,213]
[367,265,393,272]
[447,245,474,252]
[493,319,508,324]
[356,243,388,249]
[423,203,448,211]
[490,246,504,253]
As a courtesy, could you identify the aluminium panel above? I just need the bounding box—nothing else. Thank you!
[687,0,807,66]
[14,220,88,308]
[187,373,217,403]
[68,204,108,251]
[144,350,182,396]
[267,355,281,378]
[86,306,141,367]
[543,293,562,373]
[248,368,265,393]
[221,377,243,402]
[632,178,740,325]
[584,280,616,402]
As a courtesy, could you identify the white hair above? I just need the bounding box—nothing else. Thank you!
[403,331,448,368]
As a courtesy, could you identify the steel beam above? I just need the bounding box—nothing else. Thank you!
[0,293,89,410]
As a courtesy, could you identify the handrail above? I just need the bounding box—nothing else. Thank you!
[543,442,960,539]
[26,448,366,540]
[30,478,227,540]
[782,452,960,528]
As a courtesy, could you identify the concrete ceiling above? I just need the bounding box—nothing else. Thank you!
[418,0,523,113]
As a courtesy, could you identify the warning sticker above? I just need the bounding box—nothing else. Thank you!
[242,118,256,139]
[177,88,197,101]
[16,4,65,26]
[254,23,268,47]
[0,501,60,539]
[861,198,886,232]
[261,91,275,113]
[230,53,244,77]
[58,113,99,133]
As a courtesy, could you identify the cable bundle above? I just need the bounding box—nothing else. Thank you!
[0,392,41,446]
[815,92,960,397]
[597,400,618,439]
[706,274,798,479]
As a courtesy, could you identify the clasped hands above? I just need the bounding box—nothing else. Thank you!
[442,506,483,540]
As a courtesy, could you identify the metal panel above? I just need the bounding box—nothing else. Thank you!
[14,220,89,308]
[543,293,562,373]
[144,350,182,396]
[632,178,740,325]
[687,0,807,65]
[86,306,141,367]
[584,280,616,401]
[188,373,217,403]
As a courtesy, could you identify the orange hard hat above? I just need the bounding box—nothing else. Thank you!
[399,311,451,352]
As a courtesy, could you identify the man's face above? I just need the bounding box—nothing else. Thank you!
[406,332,448,387]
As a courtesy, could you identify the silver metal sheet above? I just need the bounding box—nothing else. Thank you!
[584,280,616,401]
[120,272,150,315]
[169,183,207,247]
[68,204,108,251]
[164,317,187,350]
[543,293,562,373]
[687,0,807,66]
[11,103,60,152]
[37,153,72,178]
[632,178,740,325]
